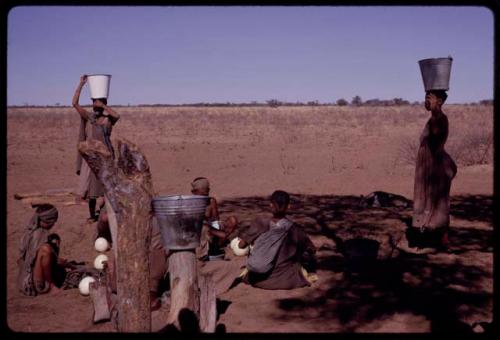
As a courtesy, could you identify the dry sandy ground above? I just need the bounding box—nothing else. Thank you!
[6,105,493,333]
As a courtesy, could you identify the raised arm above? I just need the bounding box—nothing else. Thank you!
[72,75,90,120]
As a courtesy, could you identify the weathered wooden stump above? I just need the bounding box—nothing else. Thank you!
[198,273,217,332]
[166,250,199,329]
[79,138,153,332]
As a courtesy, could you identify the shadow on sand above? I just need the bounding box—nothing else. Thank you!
[218,193,493,333]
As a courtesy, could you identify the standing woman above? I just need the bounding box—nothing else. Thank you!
[412,57,457,250]
[73,75,120,222]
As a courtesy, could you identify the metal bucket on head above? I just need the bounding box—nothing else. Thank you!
[418,57,452,91]
[87,74,111,99]
[152,195,209,250]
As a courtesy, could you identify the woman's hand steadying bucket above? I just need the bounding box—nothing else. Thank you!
[80,74,88,84]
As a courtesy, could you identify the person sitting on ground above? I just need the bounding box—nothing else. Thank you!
[17,204,67,295]
[191,177,238,261]
[39,233,78,289]
[236,190,317,290]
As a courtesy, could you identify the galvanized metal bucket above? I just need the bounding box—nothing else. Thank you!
[152,195,209,250]
[418,57,452,91]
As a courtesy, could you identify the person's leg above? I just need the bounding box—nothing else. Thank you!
[149,249,167,311]
[438,227,449,251]
[96,211,112,243]
[88,198,98,222]
[197,225,210,260]
[76,160,91,202]
[33,244,60,294]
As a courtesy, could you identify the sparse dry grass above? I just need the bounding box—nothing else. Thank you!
[8,104,493,170]
[394,105,493,167]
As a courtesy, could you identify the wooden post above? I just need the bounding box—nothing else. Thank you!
[79,138,153,332]
[199,273,217,332]
[166,250,199,329]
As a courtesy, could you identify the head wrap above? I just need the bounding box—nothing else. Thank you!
[37,206,59,227]
[191,178,210,192]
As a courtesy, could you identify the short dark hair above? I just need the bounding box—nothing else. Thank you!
[48,233,60,243]
[192,177,208,182]
[92,98,108,105]
[271,190,290,210]
[429,90,448,103]
[34,203,56,213]
[47,233,61,255]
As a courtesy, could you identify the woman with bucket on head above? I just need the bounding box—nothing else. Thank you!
[410,57,457,252]
[72,74,120,223]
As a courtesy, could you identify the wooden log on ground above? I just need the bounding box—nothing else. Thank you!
[89,280,112,323]
[14,188,75,200]
[166,250,199,329]
[79,138,154,332]
[20,196,83,207]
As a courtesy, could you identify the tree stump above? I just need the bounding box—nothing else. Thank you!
[79,138,154,332]
[166,250,199,329]
[199,273,217,332]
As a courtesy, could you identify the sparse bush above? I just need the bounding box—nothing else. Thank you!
[397,129,493,167]
[351,96,363,106]
[448,130,493,166]
[397,139,419,165]
[267,99,281,108]
[479,99,493,106]
[336,98,348,106]
[393,98,410,105]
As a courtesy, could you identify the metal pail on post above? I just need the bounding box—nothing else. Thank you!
[152,195,209,250]
[418,57,452,91]
[87,74,111,99]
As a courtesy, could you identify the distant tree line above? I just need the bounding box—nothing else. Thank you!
[8,98,494,108]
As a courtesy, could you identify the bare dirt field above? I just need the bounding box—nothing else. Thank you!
[6,104,493,333]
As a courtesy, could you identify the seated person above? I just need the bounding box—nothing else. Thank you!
[34,233,77,293]
[236,190,317,290]
[17,204,71,295]
[191,177,238,260]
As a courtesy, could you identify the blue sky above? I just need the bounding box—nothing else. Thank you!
[7,6,494,105]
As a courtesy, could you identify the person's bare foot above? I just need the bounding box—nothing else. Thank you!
[47,285,61,295]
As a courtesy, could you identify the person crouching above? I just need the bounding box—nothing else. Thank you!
[237,190,317,290]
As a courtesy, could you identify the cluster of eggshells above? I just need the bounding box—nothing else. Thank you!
[78,237,110,296]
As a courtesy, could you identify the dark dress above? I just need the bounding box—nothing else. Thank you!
[239,215,315,290]
[76,113,118,198]
[412,113,457,230]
